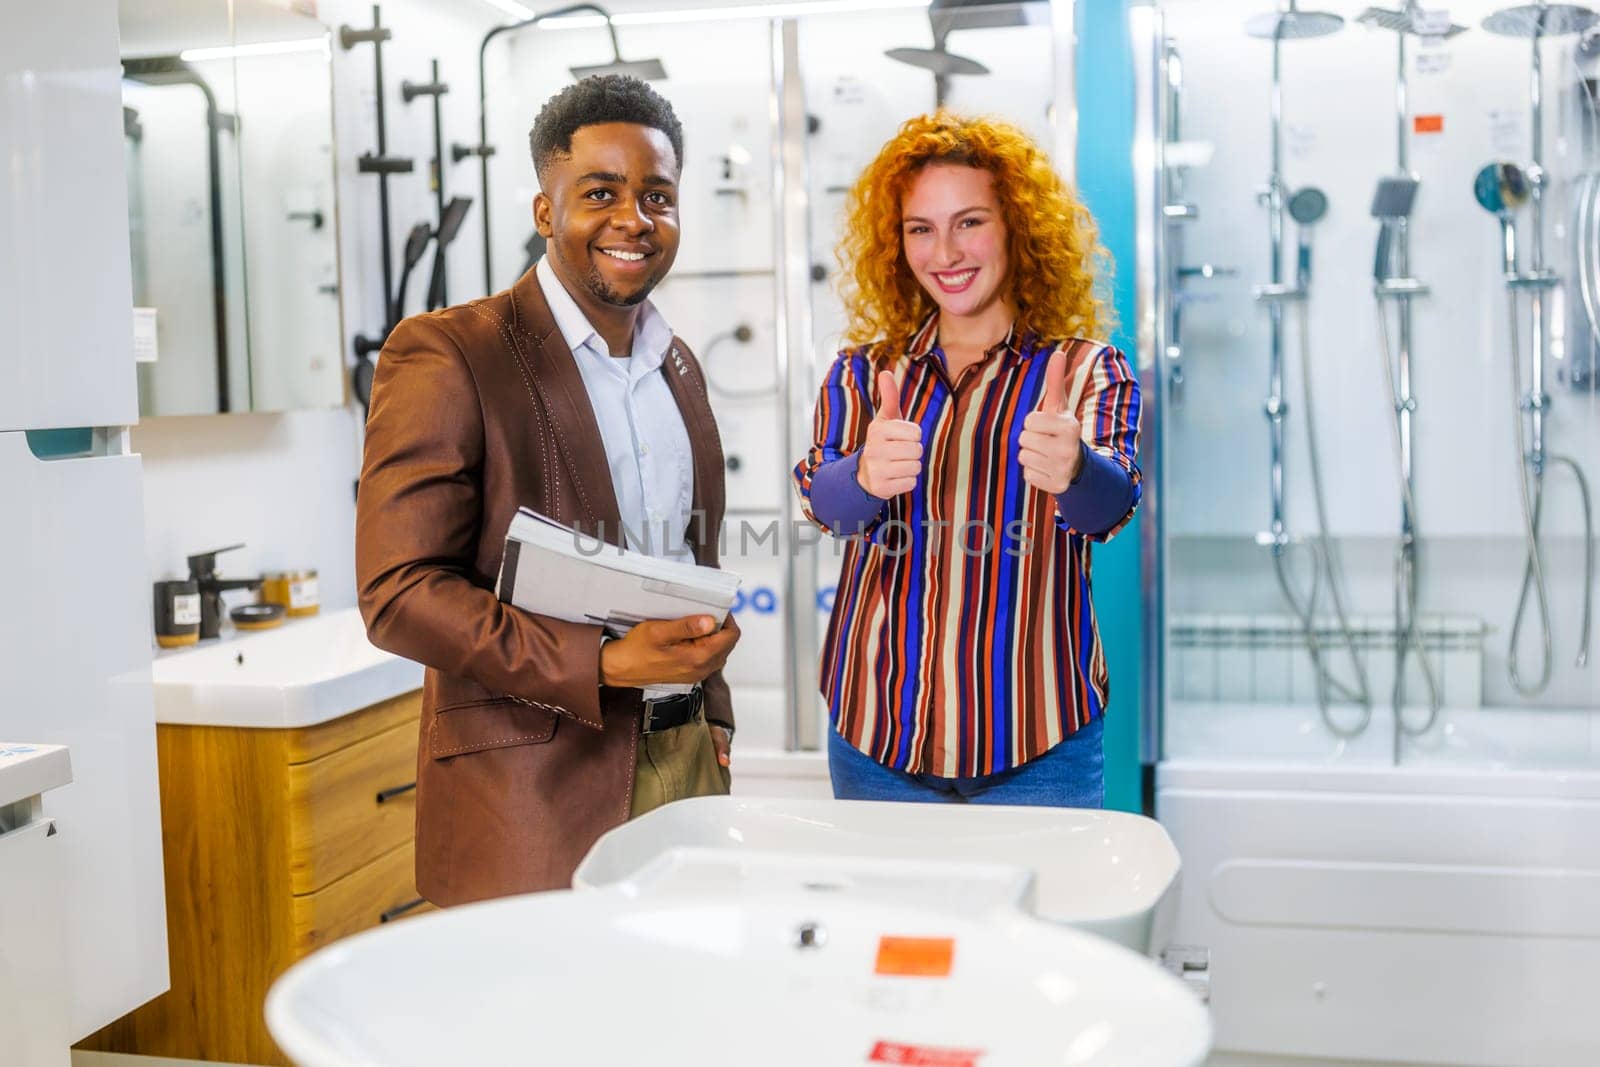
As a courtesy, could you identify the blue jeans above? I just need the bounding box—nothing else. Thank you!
[828,717,1105,808]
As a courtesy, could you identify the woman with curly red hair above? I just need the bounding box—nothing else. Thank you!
[792,112,1142,806]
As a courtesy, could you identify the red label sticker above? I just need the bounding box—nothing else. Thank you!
[1414,114,1444,134]
[874,936,955,977]
[868,1040,986,1066]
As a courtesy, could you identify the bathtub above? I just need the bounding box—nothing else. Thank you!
[1157,700,1600,1067]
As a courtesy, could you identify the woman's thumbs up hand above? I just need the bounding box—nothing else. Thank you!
[856,369,925,499]
[1019,349,1085,496]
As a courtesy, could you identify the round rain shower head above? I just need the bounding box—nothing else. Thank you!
[1288,186,1329,224]
[1244,7,1346,39]
[883,46,990,76]
[1474,162,1532,215]
[1482,3,1600,36]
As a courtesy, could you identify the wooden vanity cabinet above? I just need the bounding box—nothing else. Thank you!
[78,690,431,1065]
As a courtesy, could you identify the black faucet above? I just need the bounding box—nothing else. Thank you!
[186,544,262,640]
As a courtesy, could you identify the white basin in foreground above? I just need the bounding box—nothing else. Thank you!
[266,889,1211,1067]
[575,796,1181,954]
[151,607,423,728]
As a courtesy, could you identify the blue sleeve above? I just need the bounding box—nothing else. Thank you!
[1054,443,1138,537]
[807,452,888,535]
[792,349,890,539]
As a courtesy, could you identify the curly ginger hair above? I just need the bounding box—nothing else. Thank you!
[837,112,1112,355]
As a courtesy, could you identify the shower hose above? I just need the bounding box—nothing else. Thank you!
[1503,290,1594,696]
[1273,300,1373,739]
[1373,296,1442,738]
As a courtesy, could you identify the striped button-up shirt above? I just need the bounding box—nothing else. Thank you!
[792,314,1142,777]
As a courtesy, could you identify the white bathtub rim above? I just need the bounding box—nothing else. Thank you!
[1159,757,1600,800]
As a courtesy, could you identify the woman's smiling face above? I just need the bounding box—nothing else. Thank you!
[900,163,1010,323]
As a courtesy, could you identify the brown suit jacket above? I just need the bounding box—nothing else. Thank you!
[356,266,731,907]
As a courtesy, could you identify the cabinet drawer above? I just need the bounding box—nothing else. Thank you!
[292,839,432,956]
[287,719,418,894]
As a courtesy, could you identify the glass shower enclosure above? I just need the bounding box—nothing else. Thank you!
[1134,3,1600,1062]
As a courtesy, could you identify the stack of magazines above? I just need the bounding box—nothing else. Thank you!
[496,508,743,695]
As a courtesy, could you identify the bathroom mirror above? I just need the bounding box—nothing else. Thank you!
[119,0,343,416]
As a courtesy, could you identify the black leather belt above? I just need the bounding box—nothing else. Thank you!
[640,688,703,734]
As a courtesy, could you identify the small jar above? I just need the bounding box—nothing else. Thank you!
[260,569,320,618]
[153,579,201,648]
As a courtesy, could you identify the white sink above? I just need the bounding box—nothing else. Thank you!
[267,888,1211,1067]
[616,848,1040,919]
[150,607,423,728]
[575,796,1182,954]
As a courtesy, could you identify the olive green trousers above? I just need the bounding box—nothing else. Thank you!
[629,717,730,818]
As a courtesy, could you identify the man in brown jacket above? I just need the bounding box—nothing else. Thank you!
[356,76,739,907]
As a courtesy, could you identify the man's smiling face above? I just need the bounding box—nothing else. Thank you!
[534,121,680,311]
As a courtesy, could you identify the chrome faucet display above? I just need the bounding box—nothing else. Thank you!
[1245,1,1371,738]
[1475,0,1597,695]
[1356,0,1463,758]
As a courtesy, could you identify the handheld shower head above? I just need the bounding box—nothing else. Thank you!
[1370,176,1420,283]
[1475,162,1530,275]
[427,197,474,312]
[1288,186,1328,287]
[1371,175,1420,220]
[401,222,433,272]
[1474,161,1531,216]
[1288,186,1329,225]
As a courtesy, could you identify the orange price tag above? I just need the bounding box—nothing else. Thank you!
[868,1041,985,1066]
[1414,114,1444,134]
[874,936,955,978]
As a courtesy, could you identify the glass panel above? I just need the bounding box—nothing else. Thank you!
[118,0,343,415]
[1155,0,1599,770]
[230,0,342,412]
[120,0,249,415]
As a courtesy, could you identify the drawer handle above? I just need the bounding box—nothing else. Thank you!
[375,781,417,804]
[380,897,427,923]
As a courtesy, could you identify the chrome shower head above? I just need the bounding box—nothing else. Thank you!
[1371,175,1420,220]
[1288,186,1329,224]
[1356,4,1469,37]
[1482,2,1600,37]
[569,57,668,81]
[883,45,990,76]
[1474,161,1531,215]
[1245,3,1345,39]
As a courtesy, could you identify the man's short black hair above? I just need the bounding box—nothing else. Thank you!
[529,74,684,183]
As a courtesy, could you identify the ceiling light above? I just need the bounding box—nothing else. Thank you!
[478,0,537,17]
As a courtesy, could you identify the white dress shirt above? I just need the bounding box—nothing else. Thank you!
[535,256,694,563]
